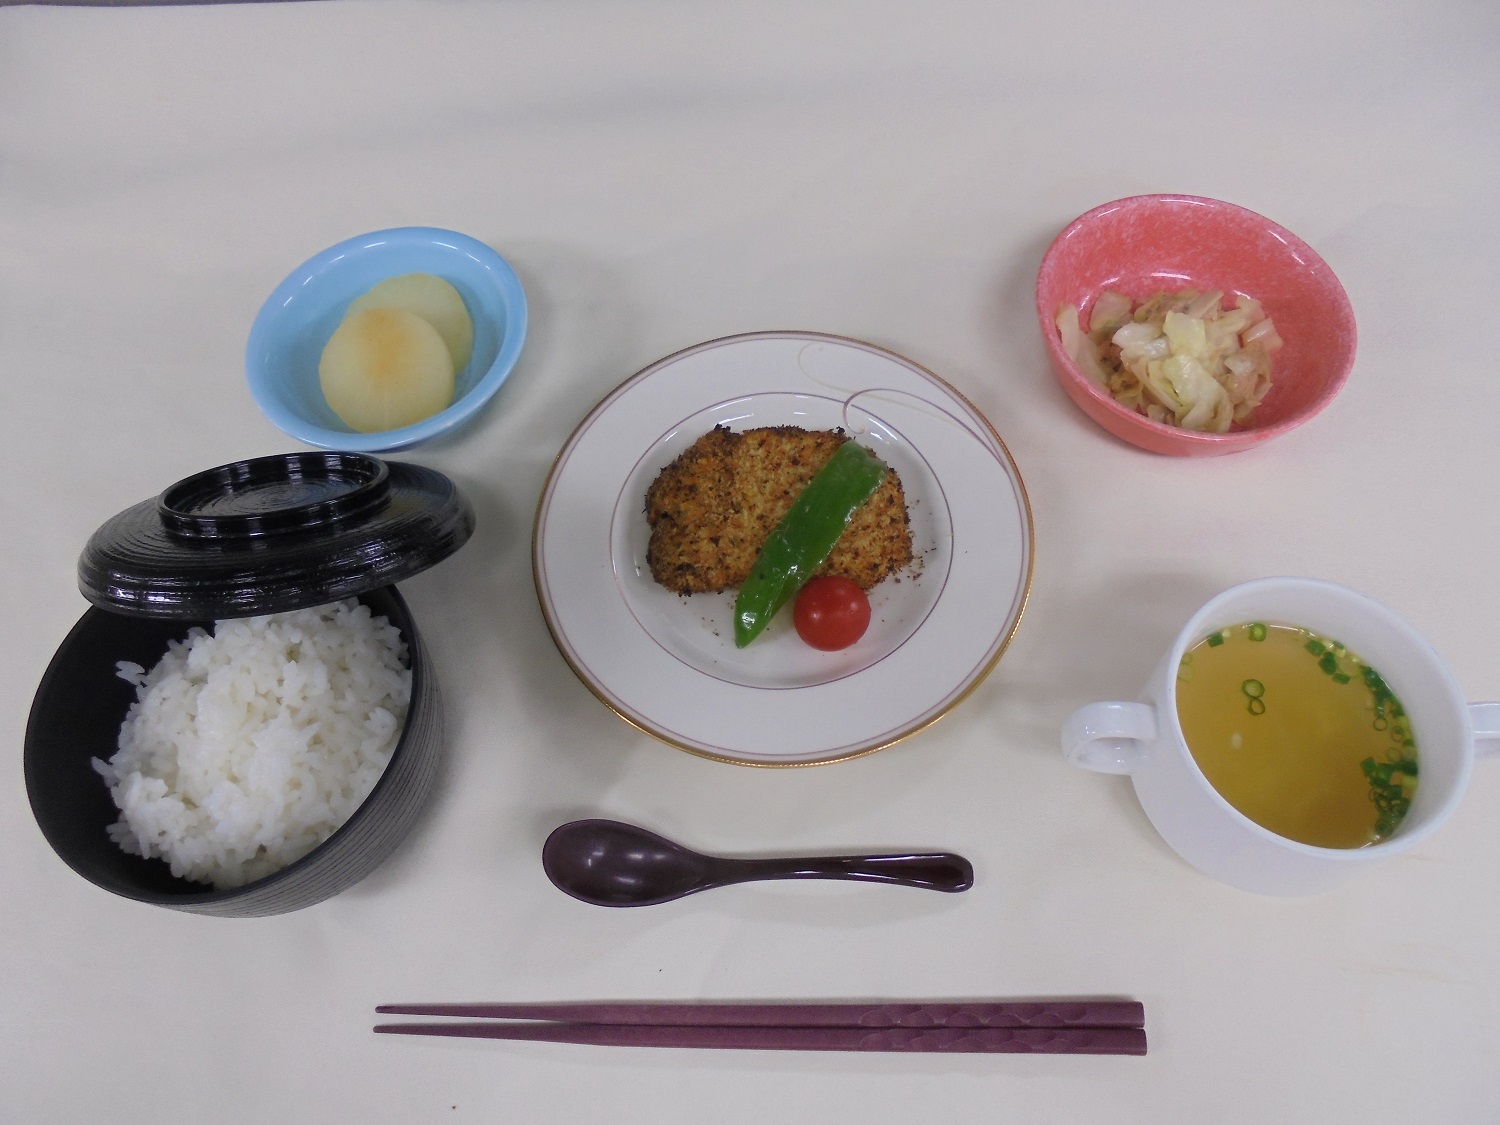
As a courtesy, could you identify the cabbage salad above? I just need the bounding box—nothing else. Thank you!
[1056,290,1282,432]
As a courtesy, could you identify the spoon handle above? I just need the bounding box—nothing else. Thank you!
[723,852,973,893]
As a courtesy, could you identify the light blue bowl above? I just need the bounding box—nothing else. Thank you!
[246,227,527,451]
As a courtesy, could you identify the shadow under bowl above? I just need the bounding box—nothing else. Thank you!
[1036,194,1356,456]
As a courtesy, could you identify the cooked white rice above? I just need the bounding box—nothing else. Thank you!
[92,598,411,890]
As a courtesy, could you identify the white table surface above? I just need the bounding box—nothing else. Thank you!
[4,2,1498,1120]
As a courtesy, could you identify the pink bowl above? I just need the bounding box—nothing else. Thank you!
[1036,195,1356,456]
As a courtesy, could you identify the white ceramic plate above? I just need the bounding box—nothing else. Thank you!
[533,331,1033,765]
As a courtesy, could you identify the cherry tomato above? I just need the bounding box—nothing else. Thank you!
[792,576,871,650]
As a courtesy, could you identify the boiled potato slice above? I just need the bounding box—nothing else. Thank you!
[319,307,455,432]
[346,273,473,374]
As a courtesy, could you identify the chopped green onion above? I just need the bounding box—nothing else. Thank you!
[1363,754,1417,838]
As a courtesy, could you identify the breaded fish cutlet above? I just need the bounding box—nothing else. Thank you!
[644,425,913,595]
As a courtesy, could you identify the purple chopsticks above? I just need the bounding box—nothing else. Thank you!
[373,1000,1147,1055]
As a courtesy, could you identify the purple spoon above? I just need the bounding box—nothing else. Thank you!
[542,819,974,907]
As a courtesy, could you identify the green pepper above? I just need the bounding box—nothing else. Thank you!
[733,440,888,647]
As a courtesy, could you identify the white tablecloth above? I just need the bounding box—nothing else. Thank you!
[4,2,1498,1120]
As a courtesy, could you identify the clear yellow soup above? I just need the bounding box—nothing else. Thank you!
[1175,623,1418,849]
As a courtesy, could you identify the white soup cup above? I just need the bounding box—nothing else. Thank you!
[1061,577,1500,895]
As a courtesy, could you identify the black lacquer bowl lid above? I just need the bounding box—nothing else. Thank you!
[78,451,474,618]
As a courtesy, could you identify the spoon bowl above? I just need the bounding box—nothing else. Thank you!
[542,819,973,907]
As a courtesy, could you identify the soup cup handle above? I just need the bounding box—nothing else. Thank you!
[1469,702,1500,760]
[1061,702,1156,775]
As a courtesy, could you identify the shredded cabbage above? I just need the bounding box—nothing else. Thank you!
[1056,290,1281,432]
